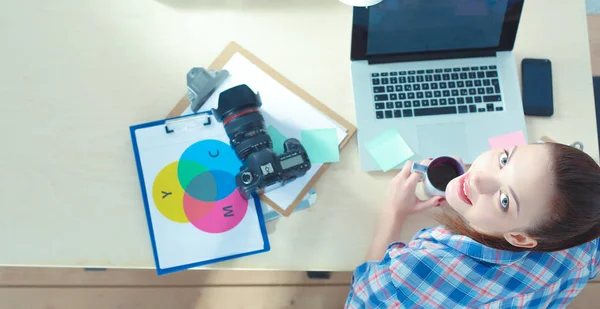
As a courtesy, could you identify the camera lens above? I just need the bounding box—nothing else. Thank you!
[213,84,272,161]
[241,172,253,185]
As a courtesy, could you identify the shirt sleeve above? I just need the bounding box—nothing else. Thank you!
[590,239,600,280]
[344,242,406,309]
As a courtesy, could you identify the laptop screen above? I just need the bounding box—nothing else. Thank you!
[351,0,524,61]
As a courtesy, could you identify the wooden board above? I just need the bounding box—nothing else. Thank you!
[167,42,357,216]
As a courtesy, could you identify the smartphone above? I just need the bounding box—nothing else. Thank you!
[521,58,554,116]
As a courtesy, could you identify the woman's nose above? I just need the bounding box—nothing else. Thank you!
[470,171,501,195]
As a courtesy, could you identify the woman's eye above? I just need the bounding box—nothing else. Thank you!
[499,192,510,212]
[499,150,509,167]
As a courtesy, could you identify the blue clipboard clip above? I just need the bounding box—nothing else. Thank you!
[164,111,213,134]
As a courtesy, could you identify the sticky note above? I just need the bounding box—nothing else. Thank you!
[365,129,414,172]
[488,131,527,149]
[300,128,340,163]
[267,125,288,155]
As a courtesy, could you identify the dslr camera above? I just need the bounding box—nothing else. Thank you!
[212,84,311,199]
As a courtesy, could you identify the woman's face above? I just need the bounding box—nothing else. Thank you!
[444,144,554,247]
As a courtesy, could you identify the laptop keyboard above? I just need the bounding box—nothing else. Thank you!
[372,66,504,119]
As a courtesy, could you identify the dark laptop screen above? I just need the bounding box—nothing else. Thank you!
[363,0,511,57]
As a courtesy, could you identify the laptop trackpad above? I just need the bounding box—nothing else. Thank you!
[417,122,468,158]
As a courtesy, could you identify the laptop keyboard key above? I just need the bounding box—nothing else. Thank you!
[443,90,450,97]
[399,93,406,100]
[449,98,456,105]
[386,102,394,109]
[490,65,497,69]
[444,68,452,72]
[443,74,450,80]
[487,103,495,111]
[385,110,393,118]
[440,82,447,89]
[434,91,441,97]
[417,92,424,99]
[469,89,476,95]
[457,81,465,87]
[486,87,494,94]
[390,94,398,100]
[431,99,439,106]
[469,105,477,113]
[453,68,461,72]
[483,95,502,102]
[475,96,482,103]
[394,110,402,118]
[408,93,415,99]
[440,98,447,105]
[460,73,468,79]
[457,97,465,104]
[390,77,398,84]
[431,83,438,89]
[474,80,482,87]
[405,85,412,91]
[425,75,433,82]
[404,101,412,108]
[414,106,457,117]
[486,71,498,78]
[478,108,486,112]
[408,71,416,75]
[375,103,385,109]
[422,83,430,90]
[422,99,430,106]
[375,94,388,101]
[458,106,468,113]
[480,66,488,70]
[448,81,456,88]
[390,72,398,76]
[469,72,476,79]
[466,97,474,104]
[399,71,407,75]
[386,86,394,92]
[452,90,459,96]
[372,73,380,77]
[396,85,403,92]
[376,111,384,119]
[426,69,434,74]
[425,91,433,98]
[414,84,421,91]
[460,89,468,96]
[381,72,388,76]
[413,100,421,107]
[435,69,443,73]
[373,86,385,93]
[373,79,380,85]
[477,72,485,78]
[434,74,442,81]
[399,77,407,83]
[395,101,403,108]
[496,106,504,111]
[403,109,413,117]
[483,79,491,86]
[408,76,416,83]
[417,76,424,82]
[381,78,389,84]
[492,79,501,93]
[471,67,479,71]
[451,73,459,80]
[466,81,474,87]
[477,88,485,95]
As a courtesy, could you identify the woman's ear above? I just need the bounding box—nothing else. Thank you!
[504,232,538,249]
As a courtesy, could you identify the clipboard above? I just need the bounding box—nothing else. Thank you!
[166,42,357,216]
[130,111,270,275]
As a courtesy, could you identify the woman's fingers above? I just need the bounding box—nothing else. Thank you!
[415,196,445,212]
[396,160,413,179]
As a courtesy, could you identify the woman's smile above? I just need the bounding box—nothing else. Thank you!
[457,172,472,206]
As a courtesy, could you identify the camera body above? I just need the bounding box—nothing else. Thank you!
[212,84,311,199]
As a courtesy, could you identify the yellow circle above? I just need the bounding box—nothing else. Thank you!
[152,162,188,223]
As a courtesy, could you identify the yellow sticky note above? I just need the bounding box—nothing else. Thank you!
[366,129,414,172]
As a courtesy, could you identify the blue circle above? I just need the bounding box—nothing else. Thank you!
[180,140,241,175]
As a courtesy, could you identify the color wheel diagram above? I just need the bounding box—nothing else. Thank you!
[151,140,248,234]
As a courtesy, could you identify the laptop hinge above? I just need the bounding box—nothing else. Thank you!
[367,49,496,65]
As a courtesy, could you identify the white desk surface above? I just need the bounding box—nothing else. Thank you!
[0,0,597,271]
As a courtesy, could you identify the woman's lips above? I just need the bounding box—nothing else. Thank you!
[457,173,473,205]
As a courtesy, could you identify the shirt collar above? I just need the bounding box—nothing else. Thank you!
[427,226,530,265]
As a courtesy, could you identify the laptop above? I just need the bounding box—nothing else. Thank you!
[350,0,528,171]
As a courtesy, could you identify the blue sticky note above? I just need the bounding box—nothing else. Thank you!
[365,129,414,172]
[267,125,288,155]
[300,128,340,163]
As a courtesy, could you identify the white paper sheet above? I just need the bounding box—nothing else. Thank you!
[181,53,348,211]
[134,121,266,271]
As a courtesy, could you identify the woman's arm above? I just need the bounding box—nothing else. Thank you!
[364,160,444,261]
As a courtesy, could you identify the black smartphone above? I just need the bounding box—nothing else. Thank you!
[521,58,554,116]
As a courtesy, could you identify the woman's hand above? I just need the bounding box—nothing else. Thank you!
[383,159,445,219]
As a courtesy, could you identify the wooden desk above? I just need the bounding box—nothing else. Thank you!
[0,0,596,272]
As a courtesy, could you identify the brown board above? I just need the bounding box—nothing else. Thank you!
[167,41,357,216]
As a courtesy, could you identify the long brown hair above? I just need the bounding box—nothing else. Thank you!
[438,142,600,252]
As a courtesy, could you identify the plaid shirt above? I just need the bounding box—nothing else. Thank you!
[345,226,600,308]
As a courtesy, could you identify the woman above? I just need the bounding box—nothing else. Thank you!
[345,142,600,308]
